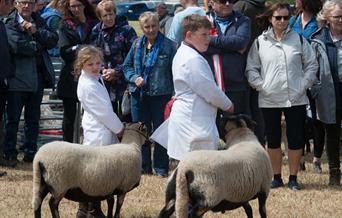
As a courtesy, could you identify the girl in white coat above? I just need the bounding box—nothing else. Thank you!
[76,45,124,146]
[167,15,234,161]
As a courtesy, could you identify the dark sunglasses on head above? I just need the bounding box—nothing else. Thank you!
[216,0,238,4]
[273,16,290,21]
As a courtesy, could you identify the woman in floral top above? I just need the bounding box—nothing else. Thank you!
[92,0,137,121]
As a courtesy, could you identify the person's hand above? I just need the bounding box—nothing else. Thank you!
[225,103,234,114]
[102,69,115,81]
[135,76,145,87]
[22,21,36,34]
[238,47,247,54]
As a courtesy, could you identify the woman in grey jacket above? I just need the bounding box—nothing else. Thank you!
[246,2,318,190]
[310,0,342,186]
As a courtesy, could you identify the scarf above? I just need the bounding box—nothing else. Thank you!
[96,23,116,58]
[215,12,236,34]
[134,32,164,86]
[210,27,225,91]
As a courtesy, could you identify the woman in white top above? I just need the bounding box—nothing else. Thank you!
[76,45,124,146]
[246,3,318,190]
[167,14,234,161]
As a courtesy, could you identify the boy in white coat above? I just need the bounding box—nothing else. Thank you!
[167,14,234,161]
[76,46,123,146]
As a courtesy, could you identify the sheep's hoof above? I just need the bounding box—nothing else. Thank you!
[76,209,87,218]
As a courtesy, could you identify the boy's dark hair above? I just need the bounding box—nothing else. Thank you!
[182,14,211,39]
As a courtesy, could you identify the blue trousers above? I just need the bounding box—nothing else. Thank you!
[4,79,44,159]
[131,91,170,174]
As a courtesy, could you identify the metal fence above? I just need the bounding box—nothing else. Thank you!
[16,57,79,148]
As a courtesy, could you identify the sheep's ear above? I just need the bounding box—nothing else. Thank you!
[218,114,241,138]
[239,119,248,128]
[238,114,256,131]
[138,122,148,132]
[224,119,238,133]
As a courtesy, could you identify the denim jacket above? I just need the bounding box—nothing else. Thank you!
[123,34,177,96]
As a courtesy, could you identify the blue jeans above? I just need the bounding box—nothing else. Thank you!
[4,77,44,159]
[130,91,170,174]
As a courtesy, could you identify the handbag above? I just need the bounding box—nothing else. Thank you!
[121,90,131,116]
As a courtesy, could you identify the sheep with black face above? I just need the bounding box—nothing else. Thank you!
[32,123,148,218]
[159,114,272,218]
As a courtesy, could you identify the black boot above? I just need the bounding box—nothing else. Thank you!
[88,201,106,218]
[76,202,88,218]
[329,168,341,186]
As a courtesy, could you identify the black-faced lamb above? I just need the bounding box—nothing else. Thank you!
[159,114,273,218]
[32,122,148,218]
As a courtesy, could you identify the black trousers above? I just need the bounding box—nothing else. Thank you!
[249,88,265,145]
[0,81,7,154]
[262,105,306,150]
[4,87,44,158]
[61,97,77,143]
[324,113,341,170]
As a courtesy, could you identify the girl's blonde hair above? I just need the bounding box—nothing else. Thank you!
[317,0,342,27]
[74,45,103,80]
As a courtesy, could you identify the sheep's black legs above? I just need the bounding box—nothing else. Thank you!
[34,184,49,218]
[107,196,115,218]
[258,192,267,218]
[242,203,253,218]
[49,196,61,218]
[114,194,126,218]
[158,199,175,218]
[189,203,207,218]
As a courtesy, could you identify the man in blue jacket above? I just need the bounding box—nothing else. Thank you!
[2,0,58,167]
[206,0,251,117]
[0,0,15,169]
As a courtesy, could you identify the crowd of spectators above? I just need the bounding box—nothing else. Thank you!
[0,0,341,189]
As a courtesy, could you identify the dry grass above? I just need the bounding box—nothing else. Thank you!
[1,152,342,218]
[129,21,142,36]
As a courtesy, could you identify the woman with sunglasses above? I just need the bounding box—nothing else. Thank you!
[246,3,318,190]
[290,0,324,174]
[310,0,342,186]
[57,0,97,144]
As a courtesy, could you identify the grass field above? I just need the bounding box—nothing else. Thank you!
[129,21,142,36]
[1,152,341,218]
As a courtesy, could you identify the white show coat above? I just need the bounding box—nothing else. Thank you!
[77,70,123,146]
[167,43,232,160]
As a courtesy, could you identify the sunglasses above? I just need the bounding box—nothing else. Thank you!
[273,16,290,21]
[213,0,238,4]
